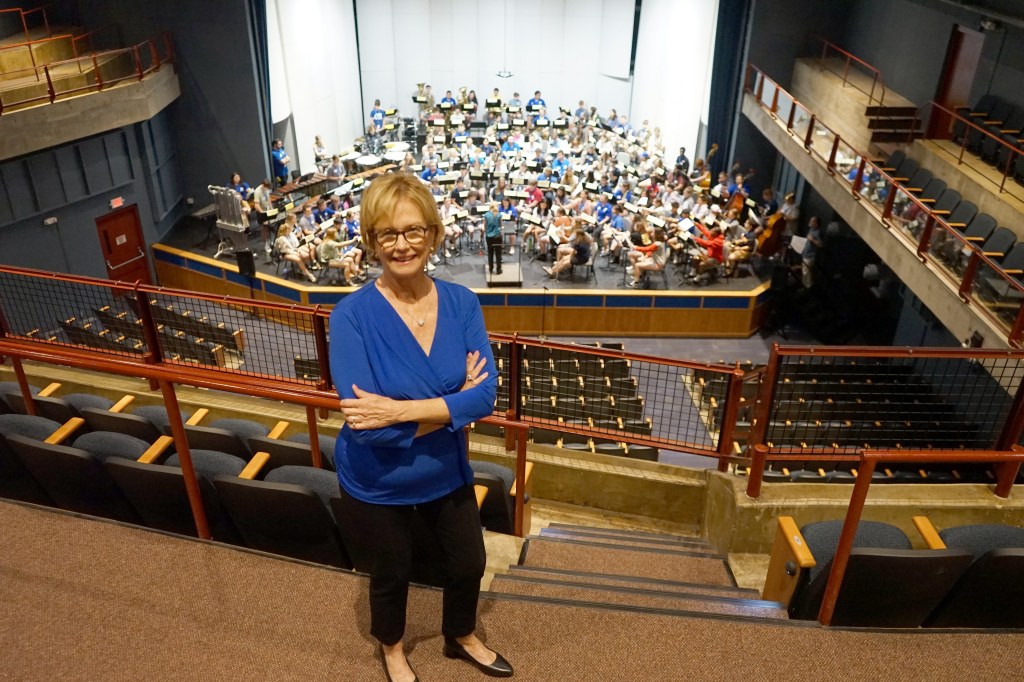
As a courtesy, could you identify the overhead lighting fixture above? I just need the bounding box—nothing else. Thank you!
[497,70,512,79]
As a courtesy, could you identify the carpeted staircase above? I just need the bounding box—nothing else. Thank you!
[487,523,788,622]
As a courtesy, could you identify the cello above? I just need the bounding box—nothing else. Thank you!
[756,211,786,257]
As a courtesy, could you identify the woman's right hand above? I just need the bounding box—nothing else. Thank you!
[461,351,489,391]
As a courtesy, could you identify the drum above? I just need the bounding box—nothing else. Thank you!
[342,151,361,175]
[386,141,410,153]
[384,151,406,163]
[356,155,382,172]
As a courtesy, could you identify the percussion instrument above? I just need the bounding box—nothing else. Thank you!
[341,151,362,175]
[385,141,410,152]
[356,155,382,171]
[384,151,407,163]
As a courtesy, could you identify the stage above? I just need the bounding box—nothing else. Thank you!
[154,218,773,337]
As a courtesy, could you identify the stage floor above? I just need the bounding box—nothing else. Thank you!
[161,219,770,293]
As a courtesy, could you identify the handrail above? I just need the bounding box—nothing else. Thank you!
[0,32,73,57]
[70,24,119,57]
[0,6,51,43]
[0,262,738,458]
[817,446,1024,625]
[0,33,172,115]
[744,63,1024,348]
[918,100,1023,197]
[815,36,887,109]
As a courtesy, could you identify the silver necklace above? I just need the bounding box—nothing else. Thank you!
[381,283,428,326]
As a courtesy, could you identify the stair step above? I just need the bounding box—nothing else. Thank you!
[871,131,923,143]
[489,574,787,620]
[545,522,708,546]
[865,105,919,117]
[521,537,734,587]
[539,527,718,554]
[868,117,920,131]
[507,564,759,598]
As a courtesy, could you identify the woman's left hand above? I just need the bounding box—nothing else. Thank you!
[340,384,403,430]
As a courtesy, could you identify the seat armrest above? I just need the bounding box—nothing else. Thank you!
[913,516,947,550]
[137,435,175,464]
[948,222,966,228]
[762,516,816,607]
[984,251,1006,258]
[965,236,985,242]
[1002,268,1022,275]
[267,420,290,439]
[45,417,86,445]
[932,210,951,215]
[474,484,488,508]
[509,460,535,497]
[109,395,136,413]
[239,451,271,480]
[185,408,209,426]
[38,382,62,398]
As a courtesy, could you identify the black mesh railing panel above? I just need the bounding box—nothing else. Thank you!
[146,291,320,385]
[766,355,1024,451]
[0,271,147,357]
[490,339,510,414]
[514,342,726,453]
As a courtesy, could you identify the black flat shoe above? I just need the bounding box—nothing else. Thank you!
[443,637,513,678]
[379,645,419,682]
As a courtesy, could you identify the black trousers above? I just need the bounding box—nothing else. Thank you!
[336,484,486,646]
[486,235,503,272]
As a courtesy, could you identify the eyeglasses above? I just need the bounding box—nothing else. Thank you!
[376,225,429,248]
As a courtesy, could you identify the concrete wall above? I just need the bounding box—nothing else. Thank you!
[0,110,181,279]
[841,0,1024,109]
[73,0,270,204]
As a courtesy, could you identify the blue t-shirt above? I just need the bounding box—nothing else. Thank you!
[329,280,497,504]
[596,201,612,223]
[272,148,289,180]
[421,167,438,181]
[231,181,251,197]
[370,107,385,129]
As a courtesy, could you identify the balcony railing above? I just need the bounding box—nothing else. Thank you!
[745,63,1024,347]
[0,32,173,115]
[815,36,888,109]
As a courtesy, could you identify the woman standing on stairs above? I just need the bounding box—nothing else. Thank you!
[330,171,514,682]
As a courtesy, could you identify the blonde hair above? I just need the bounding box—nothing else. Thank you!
[359,172,445,257]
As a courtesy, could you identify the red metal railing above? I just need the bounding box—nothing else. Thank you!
[745,63,1024,347]
[0,6,51,43]
[817,446,1024,625]
[0,32,174,115]
[0,264,744,537]
[743,343,1024,498]
[0,33,75,76]
[816,37,887,109]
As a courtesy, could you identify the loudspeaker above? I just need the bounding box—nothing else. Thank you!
[236,249,256,278]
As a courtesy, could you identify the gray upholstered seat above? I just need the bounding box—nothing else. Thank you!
[938,523,1024,557]
[0,414,62,441]
[801,519,912,584]
[166,450,246,478]
[63,393,115,412]
[265,465,339,509]
[132,405,192,432]
[73,432,152,462]
[287,433,337,471]
[209,418,270,442]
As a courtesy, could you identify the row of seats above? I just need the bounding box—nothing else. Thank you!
[0,380,530,550]
[881,150,1022,316]
[764,515,1024,627]
[954,93,1024,183]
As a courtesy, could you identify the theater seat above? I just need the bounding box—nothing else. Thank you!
[6,431,140,523]
[286,432,337,471]
[0,413,63,503]
[214,466,352,569]
[104,443,239,542]
[73,431,153,461]
[925,523,1024,628]
[469,459,533,535]
[775,518,973,627]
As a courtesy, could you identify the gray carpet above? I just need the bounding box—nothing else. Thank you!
[3,501,1023,681]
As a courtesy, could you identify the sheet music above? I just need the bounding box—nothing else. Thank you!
[790,235,807,254]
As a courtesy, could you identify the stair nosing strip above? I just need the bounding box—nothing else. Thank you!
[491,573,784,610]
[525,535,727,559]
[539,527,715,550]
[507,565,755,595]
